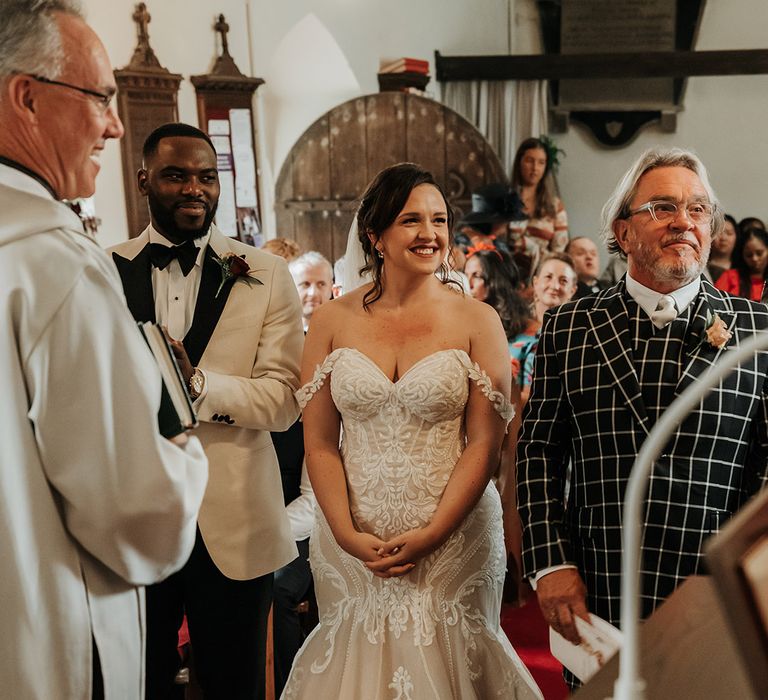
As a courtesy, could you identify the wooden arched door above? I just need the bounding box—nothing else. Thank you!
[275,92,506,263]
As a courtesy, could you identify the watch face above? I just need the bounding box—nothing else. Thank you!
[190,370,203,397]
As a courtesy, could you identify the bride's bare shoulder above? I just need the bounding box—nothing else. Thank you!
[310,286,368,326]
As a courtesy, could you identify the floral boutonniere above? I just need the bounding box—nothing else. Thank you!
[703,311,732,350]
[213,252,262,297]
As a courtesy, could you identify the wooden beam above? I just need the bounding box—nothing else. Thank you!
[435,49,768,82]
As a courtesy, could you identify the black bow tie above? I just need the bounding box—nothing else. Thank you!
[149,240,198,276]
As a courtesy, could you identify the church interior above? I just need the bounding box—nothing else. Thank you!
[5,1,768,698]
[83,0,768,253]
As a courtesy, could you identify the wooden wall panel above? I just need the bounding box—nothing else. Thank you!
[330,98,368,200]
[405,96,447,184]
[274,93,506,263]
[292,117,331,202]
[294,210,333,262]
[365,93,407,182]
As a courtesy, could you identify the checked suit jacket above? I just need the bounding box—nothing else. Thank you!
[109,225,303,580]
[517,277,768,625]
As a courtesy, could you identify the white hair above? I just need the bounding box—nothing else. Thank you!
[0,0,82,84]
[600,147,724,258]
[289,251,333,279]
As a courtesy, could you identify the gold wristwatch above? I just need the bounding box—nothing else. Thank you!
[189,368,204,400]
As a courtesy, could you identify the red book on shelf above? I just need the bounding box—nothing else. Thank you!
[379,57,430,74]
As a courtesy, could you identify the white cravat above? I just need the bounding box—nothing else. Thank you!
[650,294,678,328]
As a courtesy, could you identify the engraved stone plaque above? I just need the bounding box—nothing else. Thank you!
[559,0,676,110]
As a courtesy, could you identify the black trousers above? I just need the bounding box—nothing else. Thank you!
[145,530,273,700]
[272,539,313,696]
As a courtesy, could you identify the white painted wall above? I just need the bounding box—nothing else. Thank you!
[83,0,512,246]
[548,0,768,249]
[82,0,768,252]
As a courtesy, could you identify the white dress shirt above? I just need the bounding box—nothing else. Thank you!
[624,273,701,323]
[149,225,210,340]
[286,461,317,542]
[149,225,211,404]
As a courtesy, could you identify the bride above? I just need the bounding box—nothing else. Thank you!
[283,163,542,699]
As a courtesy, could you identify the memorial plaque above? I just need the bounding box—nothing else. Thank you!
[559,0,676,110]
[191,14,265,246]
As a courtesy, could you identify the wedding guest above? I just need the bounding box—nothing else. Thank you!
[463,244,537,604]
[738,215,765,234]
[109,123,303,699]
[518,147,768,691]
[566,236,604,298]
[509,137,569,272]
[464,245,530,345]
[290,251,334,332]
[272,251,335,695]
[707,213,737,283]
[0,3,207,696]
[715,226,768,301]
[455,182,521,258]
[284,162,542,699]
[263,236,302,262]
[505,252,578,416]
[598,253,628,288]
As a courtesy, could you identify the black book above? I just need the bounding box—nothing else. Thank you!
[137,322,197,438]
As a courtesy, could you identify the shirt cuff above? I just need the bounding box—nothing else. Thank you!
[529,563,578,591]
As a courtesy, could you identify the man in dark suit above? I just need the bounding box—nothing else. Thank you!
[109,123,303,699]
[517,147,768,655]
[566,236,604,299]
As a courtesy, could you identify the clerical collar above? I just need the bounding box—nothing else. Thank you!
[625,273,701,320]
[0,156,57,199]
[148,224,210,269]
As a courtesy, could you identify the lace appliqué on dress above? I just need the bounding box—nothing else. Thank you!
[461,357,515,427]
[295,350,341,409]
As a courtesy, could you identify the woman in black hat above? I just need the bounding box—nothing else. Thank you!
[509,137,569,271]
[454,183,524,254]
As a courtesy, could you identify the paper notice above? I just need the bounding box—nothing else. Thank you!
[549,613,623,683]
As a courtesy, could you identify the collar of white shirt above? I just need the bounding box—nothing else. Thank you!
[148,225,210,270]
[625,272,701,320]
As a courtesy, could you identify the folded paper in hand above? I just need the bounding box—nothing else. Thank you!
[549,613,623,683]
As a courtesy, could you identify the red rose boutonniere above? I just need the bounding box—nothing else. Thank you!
[213,252,262,297]
[703,311,732,350]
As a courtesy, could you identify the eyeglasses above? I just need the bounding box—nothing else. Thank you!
[27,74,114,112]
[628,200,715,225]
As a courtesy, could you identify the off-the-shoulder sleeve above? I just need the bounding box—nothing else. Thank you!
[459,353,515,427]
[295,351,339,410]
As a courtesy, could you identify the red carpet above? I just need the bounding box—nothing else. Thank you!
[502,596,569,699]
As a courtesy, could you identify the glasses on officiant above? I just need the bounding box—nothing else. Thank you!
[627,200,715,225]
[25,74,114,113]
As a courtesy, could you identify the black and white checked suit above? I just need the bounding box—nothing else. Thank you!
[517,277,768,626]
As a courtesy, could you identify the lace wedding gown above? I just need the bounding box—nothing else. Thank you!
[283,348,542,700]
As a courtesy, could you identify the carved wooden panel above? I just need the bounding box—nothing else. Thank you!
[114,72,181,237]
[275,93,506,262]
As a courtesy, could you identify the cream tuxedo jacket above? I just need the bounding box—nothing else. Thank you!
[110,226,303,579]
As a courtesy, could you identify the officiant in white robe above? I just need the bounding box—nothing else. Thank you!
[0,4,208,698]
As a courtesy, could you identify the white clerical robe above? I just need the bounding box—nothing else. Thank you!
[0,174,208,699]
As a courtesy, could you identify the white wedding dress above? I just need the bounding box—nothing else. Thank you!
[283,348,542,700]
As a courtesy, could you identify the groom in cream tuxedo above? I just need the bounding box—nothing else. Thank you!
[109,122,303,699]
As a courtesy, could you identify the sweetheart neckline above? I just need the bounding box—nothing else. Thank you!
[331,347,471,386]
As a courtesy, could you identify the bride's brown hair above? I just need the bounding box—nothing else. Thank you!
[356,162,457,309]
